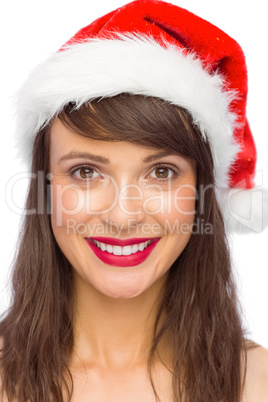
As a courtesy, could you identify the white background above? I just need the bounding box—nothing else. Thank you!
[0,1,267,348]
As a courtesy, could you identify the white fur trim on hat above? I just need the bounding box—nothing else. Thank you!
[16,34,240,190]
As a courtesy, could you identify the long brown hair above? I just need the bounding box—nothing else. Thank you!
[1,94,246,401]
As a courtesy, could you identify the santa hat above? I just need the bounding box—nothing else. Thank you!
[16,0,267,233]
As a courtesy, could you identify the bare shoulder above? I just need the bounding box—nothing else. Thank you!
[242,342,268,401]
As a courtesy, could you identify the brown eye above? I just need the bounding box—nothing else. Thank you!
[79,167,94,179]
[148,165,177,181]
[154,167,170,179]
[71,166,100,181]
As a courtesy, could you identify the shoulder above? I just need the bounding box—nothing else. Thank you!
[242,341,268,401]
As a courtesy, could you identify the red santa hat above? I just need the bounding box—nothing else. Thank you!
[16,0,267,233]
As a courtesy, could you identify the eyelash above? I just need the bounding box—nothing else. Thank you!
[69,164,179,183]
[69,164,101,182]
[147,164,178,181]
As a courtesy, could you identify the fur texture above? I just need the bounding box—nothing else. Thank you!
[16,35,240,190]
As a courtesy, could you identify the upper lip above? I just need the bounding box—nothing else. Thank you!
[85,237,160,246]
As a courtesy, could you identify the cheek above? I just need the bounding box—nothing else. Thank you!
[144,185,196,225]
[50,180,120,228]
[171,185,196,222]
[153,187,196,270]
[50,185,87,229]
[49,185,91,271]
[50,184,109,228]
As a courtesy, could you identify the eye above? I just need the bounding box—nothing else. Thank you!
[149,165,177,180]
[70,165,100,181]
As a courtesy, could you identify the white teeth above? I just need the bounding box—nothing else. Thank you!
[123,246,132,256]
[93,240,152,256]
[138,243,145,251]
[132,244,139,254]
[106,245,113,254]
[113,246,122,256]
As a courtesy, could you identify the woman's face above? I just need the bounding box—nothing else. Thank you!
[49,118,196,299]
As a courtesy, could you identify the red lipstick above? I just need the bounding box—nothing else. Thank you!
[84,237,160,267]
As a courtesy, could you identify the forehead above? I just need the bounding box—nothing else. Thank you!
[49,118,194,172]
[50,119,178,159]
[49,118,156,159]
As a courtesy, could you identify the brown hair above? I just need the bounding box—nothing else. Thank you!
[0,94,246,401]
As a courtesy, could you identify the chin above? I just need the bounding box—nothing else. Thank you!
[100,284,148,300]
[95,275,153,300]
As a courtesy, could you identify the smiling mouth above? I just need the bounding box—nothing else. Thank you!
[92,239,152,256]
[84,237,160,267]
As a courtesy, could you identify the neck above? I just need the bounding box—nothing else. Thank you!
[70,272,167,370]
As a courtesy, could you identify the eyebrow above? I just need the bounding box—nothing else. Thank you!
[58,150,177,164]
[142,151,177,163]
[58,152,110,164]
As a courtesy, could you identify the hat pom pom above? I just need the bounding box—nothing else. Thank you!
[217,186,268,234]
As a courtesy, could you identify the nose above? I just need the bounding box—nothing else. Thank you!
[99,183,145,232]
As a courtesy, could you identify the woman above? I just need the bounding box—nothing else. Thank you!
[1,1,268,401]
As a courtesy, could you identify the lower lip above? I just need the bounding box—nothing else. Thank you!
[85,238,160,267]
